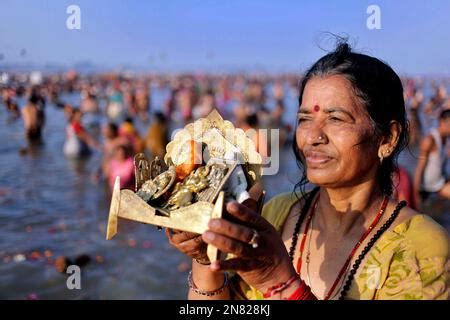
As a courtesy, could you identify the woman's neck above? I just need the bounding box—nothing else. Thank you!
[315,182,384,237]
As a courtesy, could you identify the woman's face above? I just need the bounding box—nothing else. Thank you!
[296,75,379,188]
[102,125,115,139]
[115,147,127,161]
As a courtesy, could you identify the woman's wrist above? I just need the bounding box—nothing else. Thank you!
[262,275,317,300]
[191,259,226,292]
[188,270,229,297]
[261,272,299,299]
[257,262,298,294]
[193,256,211,266]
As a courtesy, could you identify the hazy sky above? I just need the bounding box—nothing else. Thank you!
[0,0,449,74]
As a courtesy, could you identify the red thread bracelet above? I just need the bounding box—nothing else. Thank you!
[263,274,298,299]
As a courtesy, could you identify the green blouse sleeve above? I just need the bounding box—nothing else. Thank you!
[354,215,449,300]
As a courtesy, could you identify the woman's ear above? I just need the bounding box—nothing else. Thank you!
[378,120,402,159]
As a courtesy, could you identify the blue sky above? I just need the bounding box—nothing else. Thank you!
[0,0,449,74]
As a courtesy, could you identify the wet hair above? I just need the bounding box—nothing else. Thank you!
[115,144,131,158]
[70,108,81,121]
[124,116,134,125]
[154,111,167,123]
[106,122,119,136]
[439,109,450,120]
[29,93,40,105]
[245,114,259,127]
[293,41,409,197]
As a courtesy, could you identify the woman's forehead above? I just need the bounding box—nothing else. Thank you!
[301,75,362,113]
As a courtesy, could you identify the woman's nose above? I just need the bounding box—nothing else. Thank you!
[304,123,327,145]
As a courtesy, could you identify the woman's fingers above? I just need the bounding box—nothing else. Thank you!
[225,201,271,230]
[165,228,200,244]
[176,236,206,256]
[202,231,255,258]
[208,218,255,244]
[166,229,205,257]
[211,257,261,272]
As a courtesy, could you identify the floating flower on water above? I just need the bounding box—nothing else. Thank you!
[47,227,57,234]
[127,239,137,247]
[25,226,32,233]
[0,187,10,197]
[54,256,70,273]
[29,251,42,261]
[13,254,26,262]
[44,250,53,258]
[95,255,104,263]
[142,240,152,249]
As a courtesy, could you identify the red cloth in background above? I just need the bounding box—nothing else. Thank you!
[393,166,417,210]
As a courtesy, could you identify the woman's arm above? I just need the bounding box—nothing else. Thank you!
[413,136,433,205]
[203,201,303,297]
[188,260,230,300]
[165,229,231,300]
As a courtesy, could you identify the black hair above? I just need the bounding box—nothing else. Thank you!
[154,111,167,123]
[124,116,134,124]
[29,94,40,105]
[245,114,259,127]
[439,109,450,120]
[293,41,409,197]
[116,144,132,157]
[69,108,81,122]
[107,122,119,135]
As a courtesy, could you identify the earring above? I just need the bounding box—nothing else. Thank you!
[378,149,385,164]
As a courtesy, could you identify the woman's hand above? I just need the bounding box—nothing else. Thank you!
[165,228,210,264]
[165,183,265,265]
[202,200,297,293]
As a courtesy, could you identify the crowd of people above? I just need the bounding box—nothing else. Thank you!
[1,71,449,207]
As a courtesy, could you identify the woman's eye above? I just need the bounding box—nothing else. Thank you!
[330,116,342,122]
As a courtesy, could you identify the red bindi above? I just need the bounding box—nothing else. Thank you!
[313,105,320,112]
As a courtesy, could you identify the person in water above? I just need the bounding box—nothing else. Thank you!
[166,42,448,300]
[102,144,135,191]
[414,109,450,204]
[63,108,99,158]
[21,93,45,145]
[145,112,169,160]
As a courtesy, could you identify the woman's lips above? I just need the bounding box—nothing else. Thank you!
[305,151,334,165]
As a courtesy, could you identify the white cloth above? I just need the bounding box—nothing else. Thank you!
[422,129,446,192]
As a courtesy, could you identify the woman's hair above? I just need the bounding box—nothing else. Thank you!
[115,144,132,158]
[439,109,450,120]
[107,122,119,136]
[293,41,409,197]
[70,108,81,122]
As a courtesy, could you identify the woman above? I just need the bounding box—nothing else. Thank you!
[145,112,169,160]
[119,117,144,154]
[167,43,448,300]
[102,144,135,191]
[63,109,99,158]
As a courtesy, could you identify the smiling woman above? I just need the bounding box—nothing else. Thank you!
[166,41,449,300]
